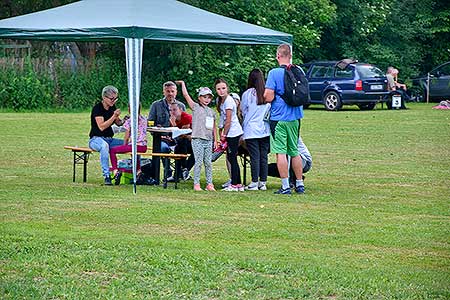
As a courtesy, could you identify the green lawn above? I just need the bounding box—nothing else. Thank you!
[0,103,449,299]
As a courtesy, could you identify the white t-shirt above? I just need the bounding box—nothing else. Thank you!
[241,88,270,140]
[220,95,243,138]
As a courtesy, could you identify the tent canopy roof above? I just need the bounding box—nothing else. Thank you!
[0,0,292,45]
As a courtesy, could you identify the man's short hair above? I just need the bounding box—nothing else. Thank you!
[387,66,394,74]
[277,44,291,58]
[163,81,177,89]
[102,85,118,98]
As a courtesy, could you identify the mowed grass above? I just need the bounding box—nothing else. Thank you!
[0,103,449,299]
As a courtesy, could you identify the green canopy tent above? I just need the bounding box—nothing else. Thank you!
[0,0,293,193]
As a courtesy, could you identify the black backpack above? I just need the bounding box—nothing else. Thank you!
[280,64,310,107]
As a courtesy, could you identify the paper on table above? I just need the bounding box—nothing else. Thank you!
[170,128,192,139]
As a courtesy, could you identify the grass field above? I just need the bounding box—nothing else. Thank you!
[0,103,449,299]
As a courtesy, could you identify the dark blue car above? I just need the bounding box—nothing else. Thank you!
[412,61,450,102]
[302,61,389,110]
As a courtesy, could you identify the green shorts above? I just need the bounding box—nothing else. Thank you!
[270,120,300,156]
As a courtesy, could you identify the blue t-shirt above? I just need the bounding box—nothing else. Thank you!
[265,67,303,121]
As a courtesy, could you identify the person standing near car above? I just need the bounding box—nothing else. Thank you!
[263,44,305,195]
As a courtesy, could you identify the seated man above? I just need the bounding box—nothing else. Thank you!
[168,102,194,181]
[148,81,186,178]
[386,67,408,109]
[88,85,124,185]
[268,135,312,186]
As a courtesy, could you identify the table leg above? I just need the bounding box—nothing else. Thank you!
[152,132,162,185]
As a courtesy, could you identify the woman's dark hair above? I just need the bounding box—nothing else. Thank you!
[214,78,229,113]
[247,69,266,105]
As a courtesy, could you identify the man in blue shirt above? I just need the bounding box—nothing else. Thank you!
[264,44,305,195]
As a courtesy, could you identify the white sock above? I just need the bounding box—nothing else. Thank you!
[296,179,304,187]
[281,178,290,189]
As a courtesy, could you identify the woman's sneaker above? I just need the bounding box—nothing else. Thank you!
[104,176,112,186]
[194,184,203,191]
[258,182,267,191]
[245,182,259,191]
[205,184,216,191]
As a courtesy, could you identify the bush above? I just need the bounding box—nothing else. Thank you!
[0,58,53,110]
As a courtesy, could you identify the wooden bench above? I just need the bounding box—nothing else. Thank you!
[64,146,95,183]
[64,146,152,183]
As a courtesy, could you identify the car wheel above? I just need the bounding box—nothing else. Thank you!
[358,102,376,110]
[323,91,342,111]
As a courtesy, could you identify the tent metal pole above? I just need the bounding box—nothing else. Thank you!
[125,38,143,194]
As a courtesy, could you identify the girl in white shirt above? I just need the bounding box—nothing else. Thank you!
[241,69,271,190]
[215,78,244,192]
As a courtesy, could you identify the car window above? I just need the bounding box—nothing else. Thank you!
[310,65,334,78]
[436,63,450,76]
[356,65,385,78]
[334,67,353,79]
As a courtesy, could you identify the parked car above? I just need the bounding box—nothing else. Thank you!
[412,61,450,101]
[302,60,389,110]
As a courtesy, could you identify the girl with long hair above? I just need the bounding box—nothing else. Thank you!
[215,78,244,192]
[240,68,271,190]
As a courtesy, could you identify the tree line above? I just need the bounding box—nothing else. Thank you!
[0,0,449,110]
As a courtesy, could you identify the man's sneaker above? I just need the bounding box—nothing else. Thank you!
[182,168,191,181]
[258,182,267,191]
[205,184,216,191]
[104,176,112,186]
[295,185,305,194]
[114,171,122,185]
[274,187,291,195]
[245,182,259,191]
[222,179,232,188]
[194,184,203,191]
[166,176,176,183]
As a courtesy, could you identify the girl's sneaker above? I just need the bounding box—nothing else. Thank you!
[235,184,245,192]
[258,182,267,191]
[194,184,203,191]
[221,179,232,188]
[222,184,239,192]
[245,182,259,191]
[205,184,216,191]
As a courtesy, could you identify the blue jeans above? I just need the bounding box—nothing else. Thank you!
[89,136,123,178]
[161,140,173,177]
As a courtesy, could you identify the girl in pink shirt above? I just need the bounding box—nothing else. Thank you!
[110,105,148,185]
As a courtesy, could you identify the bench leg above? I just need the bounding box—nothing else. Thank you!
[72,152,76,182]
[72,151,90,183]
